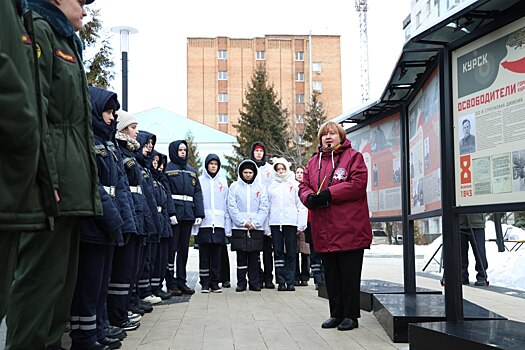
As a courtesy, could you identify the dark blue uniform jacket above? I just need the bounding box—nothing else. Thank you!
[150,150,173,238]
[135,131,162,242]
[80,87,127,245]
[165,140,205,221]
[116,134,150,237]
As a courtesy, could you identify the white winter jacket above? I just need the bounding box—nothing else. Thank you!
[267,158,307,230]
[228,178,269,232]
[256,162,274,189]
[198,170,231,235]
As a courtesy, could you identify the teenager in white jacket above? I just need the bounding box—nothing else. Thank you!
[267,158,307,291]
[195,154,231,293]
[228,160,270,292]
[250,141,275,289]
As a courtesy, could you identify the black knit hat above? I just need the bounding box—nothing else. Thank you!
[239,160,257,184]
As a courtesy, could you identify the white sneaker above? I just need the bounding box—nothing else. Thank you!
[142,295,162,304]
[128,311,142,322]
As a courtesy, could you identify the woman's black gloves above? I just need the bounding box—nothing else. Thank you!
[307,189,331,209]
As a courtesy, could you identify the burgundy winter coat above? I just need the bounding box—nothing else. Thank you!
[299,139,372,253]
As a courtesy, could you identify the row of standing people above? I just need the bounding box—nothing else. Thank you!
[70,88,209,350]
[194,142,326,294]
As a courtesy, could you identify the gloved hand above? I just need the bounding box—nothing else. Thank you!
[307,189,331,209]
[194,218,202,225]
[170,216,178,225]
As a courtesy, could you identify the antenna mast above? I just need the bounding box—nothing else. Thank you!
[355,0,370,102]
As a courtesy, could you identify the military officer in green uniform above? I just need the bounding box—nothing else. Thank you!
[0,0,56,321]
[5,0,101,349]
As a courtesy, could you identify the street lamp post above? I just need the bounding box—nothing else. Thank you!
[111,26,138,111]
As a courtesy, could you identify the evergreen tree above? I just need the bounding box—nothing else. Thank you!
[185,130,202,175]
[224,65,291,183]
[303,91,327,162]
[79,8,114,88]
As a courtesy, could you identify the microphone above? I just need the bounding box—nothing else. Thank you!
[327,143,332,149]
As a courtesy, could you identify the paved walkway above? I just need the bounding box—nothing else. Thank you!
[3,247,525,349]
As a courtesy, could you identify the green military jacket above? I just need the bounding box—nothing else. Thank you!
[32,11,102,217]
[459,214,486,229]
[0,0,55,232]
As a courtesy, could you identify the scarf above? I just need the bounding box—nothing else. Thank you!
[116,131,140,152]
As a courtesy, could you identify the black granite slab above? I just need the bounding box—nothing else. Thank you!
[409,320,525,349]
[372,294,506,343]
[360,279,441,311]
[317,279,441,312]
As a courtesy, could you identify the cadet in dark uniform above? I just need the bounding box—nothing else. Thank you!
[134,131,163,305]
[108,111,145,331]
[150,152,175,300]
[68,87,128,350]
[6,0,102,348]
[0,0,56,322]
[164,140,205,295]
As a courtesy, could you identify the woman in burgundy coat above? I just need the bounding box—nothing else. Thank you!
[299,121,372,331]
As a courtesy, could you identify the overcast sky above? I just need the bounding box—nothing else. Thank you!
[92,0,410,116]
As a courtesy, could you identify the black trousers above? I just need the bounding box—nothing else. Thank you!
[107,234,140,326]
[96,246,114,342]
[199,243,222,288]
[236,251,260,288]
[70,242,112,346]
[138,240,158,298]
[295,253,310,282]
[258,235,274,284]
[220,244,230,283]
[152,237,169,295]
[309,242,325,284]
[165,220,193,288]
[130,237,145,306]
[271,225,297,286]
[321,249,364,320]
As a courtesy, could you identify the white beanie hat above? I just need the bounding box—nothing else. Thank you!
[116,110,138,132]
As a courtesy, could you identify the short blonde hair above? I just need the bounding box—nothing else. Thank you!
[317,121,346,145]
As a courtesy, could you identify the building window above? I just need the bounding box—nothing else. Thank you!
[218,71,228,80]
[218,93,228,102]
[416,11,421,27]
[295,51,304,61]
[295,114,304,124]
[313,62,322,73]
[256,51,266,60]
[218,50,227,60]
[295,72,304,82]
[218,114,228,124]
[313,81,323,92]
[296,94,304,103]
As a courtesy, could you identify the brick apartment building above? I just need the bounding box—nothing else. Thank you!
[187,35,342,137]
